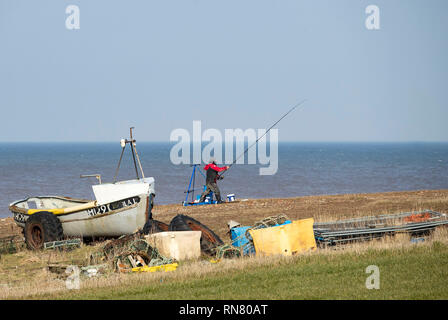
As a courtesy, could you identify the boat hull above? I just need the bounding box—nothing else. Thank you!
[10,194,150,237]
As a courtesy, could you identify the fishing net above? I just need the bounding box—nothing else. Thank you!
[244,214,290,241]
[0,236,24,255]
[92,232,174,271]
[214,244,242,260]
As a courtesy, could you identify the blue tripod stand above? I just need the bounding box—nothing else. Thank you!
[183,164,217,206]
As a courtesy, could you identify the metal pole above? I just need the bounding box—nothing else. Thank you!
[129,127,139,179]
[191,165,196,202]
[185,165,195,203]
[113,147,126,183]
[133,142,145,179]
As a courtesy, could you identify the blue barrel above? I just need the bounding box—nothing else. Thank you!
[230,220,292,255]
[230,226,255,255]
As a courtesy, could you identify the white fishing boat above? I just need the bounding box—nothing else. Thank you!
[9,128,156,249]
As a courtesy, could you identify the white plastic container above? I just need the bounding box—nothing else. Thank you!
[145,231,202,261]
[227,194,235,202]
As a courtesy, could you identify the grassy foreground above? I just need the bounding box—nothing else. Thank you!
[36,241,448,300]
[2,190,448,300]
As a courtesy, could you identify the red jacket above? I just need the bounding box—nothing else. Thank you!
[203,163,227,172]
[204,163,227,183]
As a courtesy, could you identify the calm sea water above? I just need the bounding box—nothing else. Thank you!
[1,142,448,218]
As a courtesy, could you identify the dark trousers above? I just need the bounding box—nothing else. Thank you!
[199,182,221,202]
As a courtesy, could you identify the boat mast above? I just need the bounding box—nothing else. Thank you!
[113,127,145,183]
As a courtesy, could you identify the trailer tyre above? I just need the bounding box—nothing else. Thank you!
[150,193,155,209]
[147,193,155,220]
[143,219,169,235]
[169,214,224,255]
[24,211,63,250]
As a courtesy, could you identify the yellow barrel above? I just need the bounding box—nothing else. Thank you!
[249,218,317,256]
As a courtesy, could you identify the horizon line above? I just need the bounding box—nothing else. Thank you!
[0,140,447,144]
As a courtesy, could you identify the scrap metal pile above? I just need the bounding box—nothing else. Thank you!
[88,213,317,272]
[91,230,176,273]
[217,214,317,259]
[313,210,448,246]
[87,214,226,273]
[215,214,291,259]
[4,207,448,281]
[81,209,448,272]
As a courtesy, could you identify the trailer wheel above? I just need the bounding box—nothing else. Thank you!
[169,214,224,255]
[143,219,169,235]
[147,193,155,220]
[24,211,63,250]
[150,193,155,209]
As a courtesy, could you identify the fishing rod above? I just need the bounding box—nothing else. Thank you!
[219,99,307,178]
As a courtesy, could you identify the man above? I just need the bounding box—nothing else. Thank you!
[199,157,229,204]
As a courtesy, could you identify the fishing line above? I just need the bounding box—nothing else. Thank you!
[220,99,308,177]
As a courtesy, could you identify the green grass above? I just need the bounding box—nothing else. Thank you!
[37,242,448,300]
[0,244,99,290]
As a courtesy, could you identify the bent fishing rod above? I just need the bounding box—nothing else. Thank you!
[218,99,308,179]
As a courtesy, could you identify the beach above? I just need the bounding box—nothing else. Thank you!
[2,189,448,241]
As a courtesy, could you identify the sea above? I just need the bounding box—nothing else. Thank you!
[1,142,448,218]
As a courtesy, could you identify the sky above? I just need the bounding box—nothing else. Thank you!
[0,0,447,142]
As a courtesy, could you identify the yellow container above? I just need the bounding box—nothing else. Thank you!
[132,263,178,273]
[249,218,316,256]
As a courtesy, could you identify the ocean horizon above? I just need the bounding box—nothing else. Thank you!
[1,142,448,218]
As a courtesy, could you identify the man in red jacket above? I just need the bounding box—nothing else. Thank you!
[199,157,229,204]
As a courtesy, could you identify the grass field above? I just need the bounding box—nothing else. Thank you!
[44,240,448,300]
[1,189,448,300]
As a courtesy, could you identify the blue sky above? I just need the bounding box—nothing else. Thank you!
[0,0,447,142]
